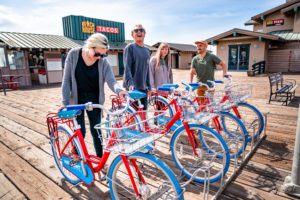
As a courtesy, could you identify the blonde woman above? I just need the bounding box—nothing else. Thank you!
[62,33,126,158]
[149,43,173,89]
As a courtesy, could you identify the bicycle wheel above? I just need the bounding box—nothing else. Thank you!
[171,123,230,184]
[108,104,143,130]
[108,152,183,200]
[231,102,265,140]
[218,111,248,158]
[147,95,175,117]
[50,124,83,184]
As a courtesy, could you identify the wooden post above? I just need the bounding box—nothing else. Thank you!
[0,68,6,96]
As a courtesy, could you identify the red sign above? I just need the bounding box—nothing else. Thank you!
[96,26,119,34]
[266,19,284,26]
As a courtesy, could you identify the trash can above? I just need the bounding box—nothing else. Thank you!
[38,69,47,84]
[38,74,47,84]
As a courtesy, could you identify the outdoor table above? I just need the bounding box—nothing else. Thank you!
[1,74,23,90]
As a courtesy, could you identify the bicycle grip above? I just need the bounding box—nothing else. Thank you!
[64,104,86,111]
[214,80,224,84]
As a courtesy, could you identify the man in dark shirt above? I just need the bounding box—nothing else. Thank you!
[123,24,151,109]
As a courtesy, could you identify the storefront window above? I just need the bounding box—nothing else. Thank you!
[0,47,6,67]
[7,50,25,70]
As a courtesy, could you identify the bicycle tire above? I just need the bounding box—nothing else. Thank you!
[108,152,184,200]
[218,111,248,158]
[51,124,84,185]
[170,123,230,184]
[232,102,265,140]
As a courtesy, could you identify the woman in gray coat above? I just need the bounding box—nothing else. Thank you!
[149,43,173,89]
[61,33,126,158]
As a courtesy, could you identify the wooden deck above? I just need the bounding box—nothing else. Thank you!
[0,69,299,200]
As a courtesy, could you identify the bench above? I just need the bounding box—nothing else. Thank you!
[268,72,298,105]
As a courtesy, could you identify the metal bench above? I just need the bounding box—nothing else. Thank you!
[268,72,298,105]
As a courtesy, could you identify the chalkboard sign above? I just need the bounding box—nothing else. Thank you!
[46,58,62,71]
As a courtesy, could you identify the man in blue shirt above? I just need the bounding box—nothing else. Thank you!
[123,24,151,109]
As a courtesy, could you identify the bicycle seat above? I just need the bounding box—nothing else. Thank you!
[128,90,146,99]
[58,109,81,119]
[157,87,172,92]
[187,83,199,91]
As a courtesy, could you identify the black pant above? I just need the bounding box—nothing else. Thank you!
[77,92,102,157]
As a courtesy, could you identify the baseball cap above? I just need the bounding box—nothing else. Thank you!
[195,40,208,46]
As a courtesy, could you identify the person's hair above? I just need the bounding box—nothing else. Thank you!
[154,43,171,71]
[84,33,109,49]
[131,24,146,34]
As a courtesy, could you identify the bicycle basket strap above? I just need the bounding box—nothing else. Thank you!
[161,83,179,89]
[128,90,146,99]
[58,109,81,119]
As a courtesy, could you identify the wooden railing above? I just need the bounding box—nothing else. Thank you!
[252,61,265,75]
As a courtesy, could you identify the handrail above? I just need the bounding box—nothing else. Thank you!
[251,60,265,75]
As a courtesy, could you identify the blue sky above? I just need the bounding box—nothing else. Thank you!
[0,0,284,46]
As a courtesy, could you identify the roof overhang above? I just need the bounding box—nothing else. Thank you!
[251,0,300,23]
[281,2,300,16]
[244,19,260,26]
[205,28,281,44]
[153,42,196,52]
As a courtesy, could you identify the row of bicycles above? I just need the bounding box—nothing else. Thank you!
[47,76,266,200]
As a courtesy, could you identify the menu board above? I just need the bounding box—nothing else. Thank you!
[46,58,62,71]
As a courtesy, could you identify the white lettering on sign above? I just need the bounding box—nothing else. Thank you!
[266,19,284,26]
[96,26,119,34]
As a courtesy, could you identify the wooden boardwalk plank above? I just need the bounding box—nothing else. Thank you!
[0,172,25,200]
[0,142,73,199]
[0,122,109,199]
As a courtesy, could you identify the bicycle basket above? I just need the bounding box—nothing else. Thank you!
[225,84,253,103]
[177,98,218,124]
[94,110,166,155]
[46,113,73,137]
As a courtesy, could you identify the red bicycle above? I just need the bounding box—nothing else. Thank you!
[47,93,184,200]
[110,89,230,184]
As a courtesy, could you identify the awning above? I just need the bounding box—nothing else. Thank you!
[0,31,81,49]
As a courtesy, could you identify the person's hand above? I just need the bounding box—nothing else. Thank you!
[118,90,128,98]
[151,88,156,91]
[129,85,134,91]
[57,105,65,112]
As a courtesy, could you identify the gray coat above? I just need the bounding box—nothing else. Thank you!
[149,57,173,89]
[62,47,122,106]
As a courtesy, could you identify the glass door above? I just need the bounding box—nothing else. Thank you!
[228,44,250,70]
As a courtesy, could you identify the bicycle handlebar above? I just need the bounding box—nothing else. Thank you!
[62,95,130,116]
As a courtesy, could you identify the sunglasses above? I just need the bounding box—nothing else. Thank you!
[133,28,145,33]
[93,48,108,58]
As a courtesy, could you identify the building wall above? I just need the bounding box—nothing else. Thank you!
[262,12,294,33]
[107,51,119,76]
[253,23,263,32]
[216,39,267,70]
[294,11,300,32]
[179,52,193,69]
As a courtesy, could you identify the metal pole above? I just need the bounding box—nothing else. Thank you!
[281,102,300,197]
